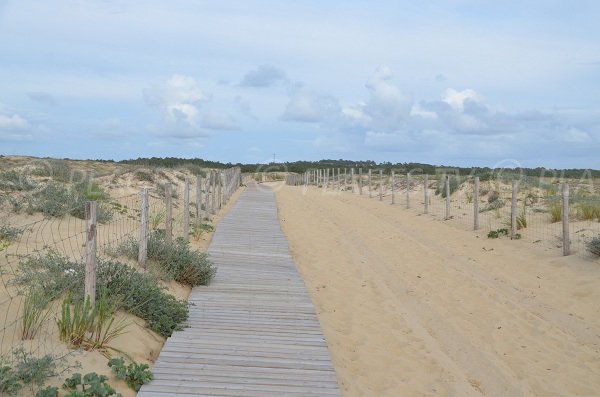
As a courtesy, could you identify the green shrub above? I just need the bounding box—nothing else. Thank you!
[435,176,461,198]
[0,170,37,191]
[156,182,179,199]
[191,223,214,241]
[7,195,35,215]
[37,372,123,397]
[576,199,600,221]
[14,250,84,302]
[548,201,562,223]
[0,223,23,242]
[487,190,500,203]
[32,160,83,183]
[15,252,188,338]
[95,260,188,337]
[34,182,75,217]
[183,164,206,177]
[134,170,154,182]
[57,293,128,353]
[0,347,59,396]
[487,228,509,239]
[119,231,216,286]
[516,211,527,229]
[479,199,505,213]
[108,357,153,391]
[587,237,600,256]
[34,182,113,222]
[21,286,50,340]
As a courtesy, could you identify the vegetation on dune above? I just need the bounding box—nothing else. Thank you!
[0,170,37,191]
[108,357,153,391]
[116,230,216,287]
[434,176,462,198]
[587,237,600,257]
[14,252,190,338]
[0,223,23,251]
[0,347,70,396]
[33,181,114,222]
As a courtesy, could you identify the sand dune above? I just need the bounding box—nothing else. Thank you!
[275,184,600,397]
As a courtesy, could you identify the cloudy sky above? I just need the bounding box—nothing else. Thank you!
[0,1,599,168]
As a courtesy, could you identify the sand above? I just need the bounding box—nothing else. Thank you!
[274,184,600,397]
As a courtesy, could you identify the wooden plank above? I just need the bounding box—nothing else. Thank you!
[138,182,341,397]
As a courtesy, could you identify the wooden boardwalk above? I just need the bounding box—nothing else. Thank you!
[138,183,341,397]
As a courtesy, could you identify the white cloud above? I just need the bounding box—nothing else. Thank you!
[144,74,209,128]
[442,88,482,113]
[410,103,438,120]
[365,65,413,125]
[0,111,32,141]
[281,90,340,123]
[0,114,28,130]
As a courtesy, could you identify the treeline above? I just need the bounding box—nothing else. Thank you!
[108,157,600,179]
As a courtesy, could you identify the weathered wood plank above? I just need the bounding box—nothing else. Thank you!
[138,183,340,397]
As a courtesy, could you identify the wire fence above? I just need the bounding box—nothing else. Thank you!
[0,165,241,386]
[288,168,600,262]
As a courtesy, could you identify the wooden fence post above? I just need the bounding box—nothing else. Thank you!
[424,175,429,214]
[183,177,190,240]
[204,174,210,219]
[351,168,355,193]
[445,175,450,220]
[379,170,383,201]
[165,183,173,243]
[511,179,518,239]
[406,173,410,209]
[562,183,570,256]
[474,177,480,230]
[359,168,363,195]
[368,169,372,198]
[344,168,347,190]
[211,171,217,214]
[196,176,202,225]
[138,188,148,267]
[85,201,97,306]
[391,171,395,204]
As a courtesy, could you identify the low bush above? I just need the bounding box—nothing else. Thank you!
[96,260,189,337]
[479,199,505,213]
[487,228,509,239]
[31,159,83,183]
[57,293,128,353]
[0,223,23,241]
[15,252,189,338]
[108,357,153,391]
[0,170,37,191]
[134,170,154,182]
[191,222,214,241]
[34,182,113,223]
[487,190,500,203]
[118,231,216,286]
[37,372,122,397]
[156,182,179,199]
[183,163,206,177]
[576,199,600,221]
[21,286,50,340]
[435,176,461,198]
[0,347,60,396]
[587,237,600,257]
[548,201,562,223]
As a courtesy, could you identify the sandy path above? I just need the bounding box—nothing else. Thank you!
[274,185,600,397]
